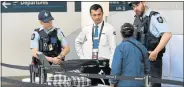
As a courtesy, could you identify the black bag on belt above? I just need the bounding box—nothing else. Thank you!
[61,59,99,71]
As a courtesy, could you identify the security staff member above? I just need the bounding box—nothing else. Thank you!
[109,23,150,87]
[129,1,172,87]
[75,4,116,85]
[30,10,70,65]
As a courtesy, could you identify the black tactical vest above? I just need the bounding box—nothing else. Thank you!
[32,28,62,65]
[133,11,165,57]
[35,28,62,57]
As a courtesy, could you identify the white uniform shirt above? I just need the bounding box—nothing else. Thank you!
[75,21,116,67]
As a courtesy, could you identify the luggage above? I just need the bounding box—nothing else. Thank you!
[47,70,91,87]
[40,59,110,86]
[60,59,100,71]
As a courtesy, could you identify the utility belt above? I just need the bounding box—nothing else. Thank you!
[135,32,165,59]
[146,36,165,59]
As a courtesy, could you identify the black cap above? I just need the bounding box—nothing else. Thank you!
[121,23,134,37]
[128,1,141,7]
[121,23,134,31]
[38,10,54,23]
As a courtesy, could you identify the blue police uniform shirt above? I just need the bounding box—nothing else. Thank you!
[30,26,67,49]
[143,7,169,37]
[109,37,150,87]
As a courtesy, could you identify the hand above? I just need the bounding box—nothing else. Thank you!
[110,84,115,87]
[55,56,64,64]
[148,51,158,61]
[52,57,62,65]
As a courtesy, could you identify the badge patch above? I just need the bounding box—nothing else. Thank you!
[44,12,48,17]
[31,33,35,40]
[157,17,163,23]
[113,31,116,35]
[49,44,53,51]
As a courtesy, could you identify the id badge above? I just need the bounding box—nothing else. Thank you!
[49,44,53,51]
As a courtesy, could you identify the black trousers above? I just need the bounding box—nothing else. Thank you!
[149,55,163,87]
[82,66,111,86]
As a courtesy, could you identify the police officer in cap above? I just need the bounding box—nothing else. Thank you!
[109,23,150,87]
[30,10,70,65]
[129,1,172,87]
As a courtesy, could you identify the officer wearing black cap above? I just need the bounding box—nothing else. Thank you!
[128,1,172,87]
[30,10,70,65]
[109,23,150,87]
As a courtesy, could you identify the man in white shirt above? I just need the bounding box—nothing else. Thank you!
[75,4,116,86]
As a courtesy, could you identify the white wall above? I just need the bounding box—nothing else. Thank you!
[2,2,81,76]
[162,35,183,87]
[146,2,183,10]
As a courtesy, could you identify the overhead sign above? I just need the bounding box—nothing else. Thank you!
[75,1,81,12]
[109,1,132,11]
[73,1,132,12]
[1,1,67,13]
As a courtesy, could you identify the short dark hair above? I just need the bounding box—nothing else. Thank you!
[90,4,103,13]
[120,23,134,38]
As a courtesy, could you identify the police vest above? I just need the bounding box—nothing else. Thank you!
[34,28,62,57]
[133,11,165,56]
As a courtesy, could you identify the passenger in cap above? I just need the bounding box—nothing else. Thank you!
[109,23,150,87]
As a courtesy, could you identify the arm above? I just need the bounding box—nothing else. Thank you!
[110,84,115,87]
[75,28,87,59]
[107,27,117,68]
[31,48,39,59]
[30,32,40,59]
[57,30,70,59]
[30,32,53,62]
[57,44,70,59]
[109,45,123,85]
[152,14,172,54]
[154,32,172,53]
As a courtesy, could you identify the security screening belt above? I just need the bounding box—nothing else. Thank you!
[1,62,183,87]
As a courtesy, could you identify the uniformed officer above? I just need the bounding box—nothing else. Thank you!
[109,23,150,87]
[129,1,172,87]
[75,4,116,86]
[30,10,70,65]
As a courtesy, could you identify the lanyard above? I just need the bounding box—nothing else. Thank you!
[92,21,105,44]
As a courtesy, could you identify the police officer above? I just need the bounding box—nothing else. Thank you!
[75,4,116,86]
[129,1,172,87]
[109,23,150,87]
[30,10,70,65]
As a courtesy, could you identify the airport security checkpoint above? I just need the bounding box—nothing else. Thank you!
[1,1,183,87]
